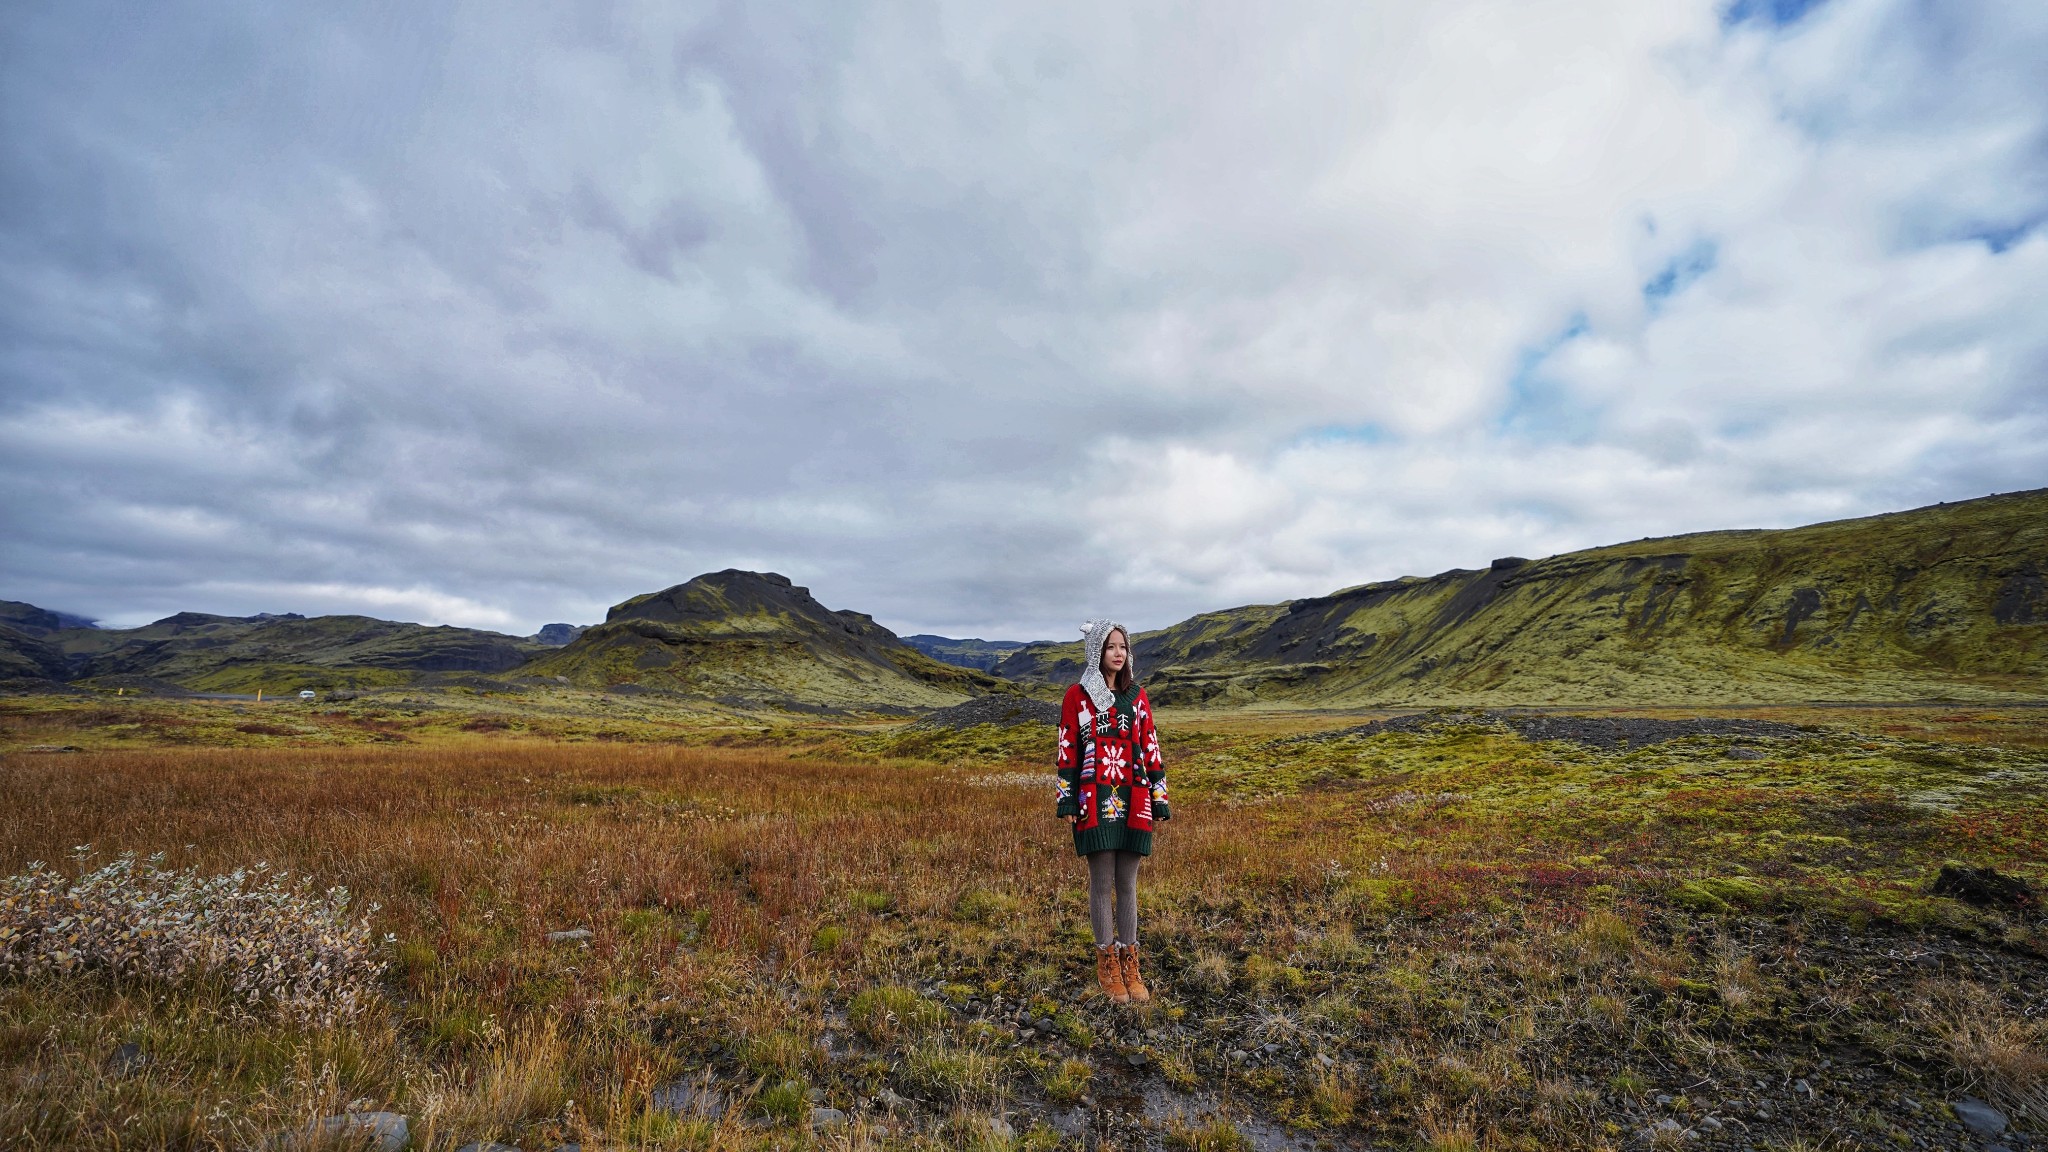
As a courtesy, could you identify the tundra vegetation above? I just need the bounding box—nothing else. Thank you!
[1,691,2043,1151]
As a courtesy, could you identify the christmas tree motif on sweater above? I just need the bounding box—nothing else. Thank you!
[1100,792,1127,822]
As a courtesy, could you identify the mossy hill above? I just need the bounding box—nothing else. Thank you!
[0,602,76,681]
[995,489,2048,705]
[520,570,998,711]
[0,606,547,694]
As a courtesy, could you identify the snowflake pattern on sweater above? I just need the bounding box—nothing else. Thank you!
[1056,682,1169,856]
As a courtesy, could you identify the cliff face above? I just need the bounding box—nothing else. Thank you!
[520,570,997,710]
[995,490,2048,705]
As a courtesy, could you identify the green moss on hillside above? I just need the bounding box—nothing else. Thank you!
[523,570,998,711]
[1002,490,2048,705]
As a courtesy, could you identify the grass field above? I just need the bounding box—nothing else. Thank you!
[2,693,2044,1151]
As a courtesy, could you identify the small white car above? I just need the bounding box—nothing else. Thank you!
[298,689,316,701]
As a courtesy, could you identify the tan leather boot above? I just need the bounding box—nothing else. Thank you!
[1096,946,1129,1003]
[1119,943,1151,1003]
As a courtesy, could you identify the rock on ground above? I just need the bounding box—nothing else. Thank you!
[294,1112,408,1152]
[1951,1097,2007,1136]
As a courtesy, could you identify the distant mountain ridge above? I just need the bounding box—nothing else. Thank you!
[901,635,1028,671]
[0,574,996,711]
[6,490,2043,706]
[0,601,97,635]
[993,489,2048,704]
[0,606,548,693]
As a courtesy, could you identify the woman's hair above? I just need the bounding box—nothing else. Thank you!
[1099,627,1134,693]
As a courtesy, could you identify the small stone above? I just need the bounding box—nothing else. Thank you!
[1018,1027,1037,1040]
[987,1117,1015,1140]
[806,1087,824,1103]
[649,1081,725,1119]
[1794,1079,1813,1099]
[1952,1097,2007,1137]
[1036,1017,1055,1032]
[1127,1051,1149,1067]
[1316,1053,1335,1068]
[302,1112,408,1152]
[1640,1118,1694,1144]
[809,1107,847,1130]
[1898,1095,1922,1112]
[1655,1094,1674,1106]
[454,1143,521,1152]
[875,1088,908,1112]
[1261,1042,1280,1054]
[105,1042,149,1077]
[546,928,592,943]
[1725,747,1765,760]
[1229,1049,1249,1062]
[1755,1106,1772,1121]
[1696,1116,1722,1133]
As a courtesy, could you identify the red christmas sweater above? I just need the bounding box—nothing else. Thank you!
[1055,683,1170,856]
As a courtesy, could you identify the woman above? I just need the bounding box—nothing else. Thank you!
[1055,620,1170,1004]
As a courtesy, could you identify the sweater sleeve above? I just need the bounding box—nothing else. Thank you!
[1055,685,1081,819]
[1138,689,1169,821]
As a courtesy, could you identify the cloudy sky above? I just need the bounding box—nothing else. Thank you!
[2,0,2044,640]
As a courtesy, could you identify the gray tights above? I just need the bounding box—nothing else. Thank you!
[1086,850,1141,948]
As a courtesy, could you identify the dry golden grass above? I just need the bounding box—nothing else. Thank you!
[1,702,2044,1150]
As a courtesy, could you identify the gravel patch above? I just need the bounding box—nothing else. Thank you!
[910,695,1062,730]
[1302,709,1811,750]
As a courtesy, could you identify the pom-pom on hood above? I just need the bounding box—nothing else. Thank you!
[1079,619,1133,712]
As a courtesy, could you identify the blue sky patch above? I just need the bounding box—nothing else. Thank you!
[1643,240,1719,312]
[1964,218,2038,255]
[1722,0,1830,29]
[1499,315,1599,441]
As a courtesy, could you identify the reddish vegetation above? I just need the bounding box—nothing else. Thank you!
[1,705,2044,1150]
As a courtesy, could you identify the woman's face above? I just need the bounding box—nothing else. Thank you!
[1101,630,1128,674]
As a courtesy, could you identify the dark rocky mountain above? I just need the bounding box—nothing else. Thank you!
[901,635,1030,671]
[0,601,97,635]
[0,635,66,682]
[530,623,587,646]
[519,570,999,710]
[995,489,2048,705]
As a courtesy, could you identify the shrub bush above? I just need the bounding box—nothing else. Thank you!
[0,851,386,1025]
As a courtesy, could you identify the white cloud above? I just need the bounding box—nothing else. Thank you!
[1,0,2042,640]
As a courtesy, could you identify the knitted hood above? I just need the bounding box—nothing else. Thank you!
[1079,619,1133,712]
